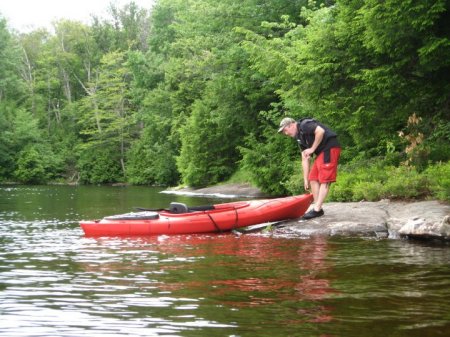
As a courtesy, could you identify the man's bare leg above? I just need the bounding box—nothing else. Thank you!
[314,183,330,211]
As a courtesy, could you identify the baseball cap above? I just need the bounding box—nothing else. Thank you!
[277,117,295,133]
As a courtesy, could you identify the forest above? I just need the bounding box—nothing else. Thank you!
[0,0,449,201]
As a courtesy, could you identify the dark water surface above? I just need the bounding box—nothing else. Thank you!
[0,185,449,336]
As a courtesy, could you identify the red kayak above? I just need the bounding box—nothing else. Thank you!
[80,194,313,236]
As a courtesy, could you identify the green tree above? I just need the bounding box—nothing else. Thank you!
[0,102,16,180]
[17,29,49,116]
[239,0,449,193]
[77,50,135,183]
[10,109,61,183]
[0,17,26,102]
[91,1,150,52]
[14,145,47,184]
[332,0,450,160]
[143,0,310,187]
[1,0,448,197]
[0,17,26,180]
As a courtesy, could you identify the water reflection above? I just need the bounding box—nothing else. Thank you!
[1,185,450,337]
[75,234,337,332]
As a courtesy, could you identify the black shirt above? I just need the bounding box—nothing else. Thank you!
[295,118,340,156]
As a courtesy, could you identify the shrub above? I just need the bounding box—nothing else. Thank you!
[328,171,356,201]
[382,166,429,199]
[77,149,124,184]
[13,144,61,184]
[240,131,298,196]
[327,161,449,202]
[424,161,450,201]
[14,146,47,184]
[352,180,385,201]
[284,169,305,196]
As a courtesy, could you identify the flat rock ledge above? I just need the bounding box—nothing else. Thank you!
[275,200,450,242]
[166,184,450,241]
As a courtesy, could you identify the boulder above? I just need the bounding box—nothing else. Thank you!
[398,214,450,241]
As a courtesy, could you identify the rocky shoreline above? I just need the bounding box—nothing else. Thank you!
[165,183,450,242]
[276,199,450,242]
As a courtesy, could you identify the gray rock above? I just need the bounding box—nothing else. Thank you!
[275,201,389,238]
[398,213,450,241]
[278,199,450,241]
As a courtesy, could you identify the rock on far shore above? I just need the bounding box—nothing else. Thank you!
[164,183,450,242]
[163,183,268,198]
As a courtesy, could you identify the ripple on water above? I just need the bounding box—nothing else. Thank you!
[1,200,450,337]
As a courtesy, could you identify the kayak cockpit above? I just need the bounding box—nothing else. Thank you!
[101,201,250,221]
[104,211,159,220]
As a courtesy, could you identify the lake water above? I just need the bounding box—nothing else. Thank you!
[0,185,449,336]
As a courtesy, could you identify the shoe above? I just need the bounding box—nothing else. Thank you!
[302,208,324,220]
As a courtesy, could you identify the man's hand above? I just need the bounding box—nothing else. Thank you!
[304,178,310,191]
[302,148,314,159]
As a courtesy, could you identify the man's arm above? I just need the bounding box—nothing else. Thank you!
[302,152,310,190]
[302,126,325,158]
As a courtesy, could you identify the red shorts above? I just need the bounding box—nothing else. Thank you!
[309,147,341,184]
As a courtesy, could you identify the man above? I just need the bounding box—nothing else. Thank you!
[278,117,341,219]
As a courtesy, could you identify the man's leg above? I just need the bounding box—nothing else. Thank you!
[314,182,330,212]
[310,180,320,205]
[302,181,328,219]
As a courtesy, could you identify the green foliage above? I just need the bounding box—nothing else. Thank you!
[424,161,450,201]
[77,148,124,184]
[13,142,61,184]
[225,168,254,184]
[161,0,302,187]
[0,0,448,200]
[127,139,179,185]
[328,161,449,202]
[177,97,238,187]
[14,146,47,184]
[0,108,57,183]
[0,101,16,179]
[425,117,450,163]
[0,18,26,101]
[383,168,429,199]
[126,116,179,186]
[76,50,135,181]
[240,127,299,196]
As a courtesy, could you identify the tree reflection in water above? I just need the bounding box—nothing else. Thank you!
[82,233,336,325]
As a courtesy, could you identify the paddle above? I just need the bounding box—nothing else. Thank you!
[134,204,215,213]
[134,207,166,212]
[232,221,286,235]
